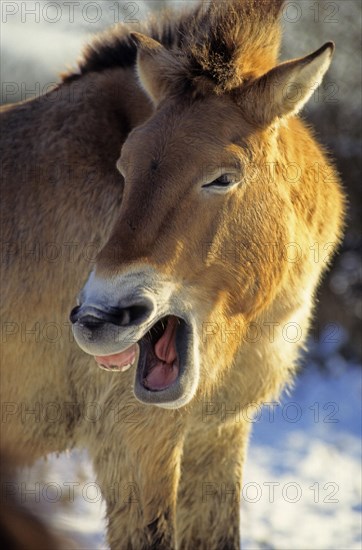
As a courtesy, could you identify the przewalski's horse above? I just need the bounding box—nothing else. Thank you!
[0,1,344,548]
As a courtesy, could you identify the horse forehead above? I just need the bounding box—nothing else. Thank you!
[125,98,244,167]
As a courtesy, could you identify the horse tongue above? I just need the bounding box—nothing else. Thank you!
[144,362,179,390]
[144,317,179,391]
[154,316,178,364]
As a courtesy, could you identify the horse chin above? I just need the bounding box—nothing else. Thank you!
[133,316,198,409]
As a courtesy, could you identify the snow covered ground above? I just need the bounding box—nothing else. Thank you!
[241,360,361,550]
[20,352,361,550]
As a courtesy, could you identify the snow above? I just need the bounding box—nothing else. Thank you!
[241,362,362,550]
[21,358,361,549]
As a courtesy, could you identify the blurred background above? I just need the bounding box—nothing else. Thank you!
[1,1,361,549]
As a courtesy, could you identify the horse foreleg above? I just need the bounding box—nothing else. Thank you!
[177,420,250,550]
[87,409,185,549]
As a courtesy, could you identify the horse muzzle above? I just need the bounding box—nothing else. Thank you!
[70,270,199,408]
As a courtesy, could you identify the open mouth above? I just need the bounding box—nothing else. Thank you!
[94,315,186,393]
[139,316,180,390]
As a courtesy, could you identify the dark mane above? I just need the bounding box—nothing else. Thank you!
[63,0,284,89]
[62,8,199,83]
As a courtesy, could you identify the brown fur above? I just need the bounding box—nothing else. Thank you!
[0,1,344,548]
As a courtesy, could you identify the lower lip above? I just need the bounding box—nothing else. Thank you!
[94,344,138,372]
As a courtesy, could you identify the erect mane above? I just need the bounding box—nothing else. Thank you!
[63,0,284,91]
[62,10,192,83]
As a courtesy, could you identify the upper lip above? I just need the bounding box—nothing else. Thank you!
[70,305,164,357]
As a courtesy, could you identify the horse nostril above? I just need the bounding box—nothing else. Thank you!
[102,305,151,326]
[119,305,150,326]
[78,315,105,329]
[70,303,152,328]
[69,306,81,324]
[69,306,107,327]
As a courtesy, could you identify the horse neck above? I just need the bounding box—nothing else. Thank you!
[1,66,152,243]
[0,68,152,299]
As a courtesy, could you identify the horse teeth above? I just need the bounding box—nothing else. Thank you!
[99,364,109,371]
[121,363,132,372]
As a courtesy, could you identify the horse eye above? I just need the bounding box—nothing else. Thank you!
[202,174,240,190]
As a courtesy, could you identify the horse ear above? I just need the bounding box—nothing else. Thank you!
[130,32,177,106]
[240,42,335,126]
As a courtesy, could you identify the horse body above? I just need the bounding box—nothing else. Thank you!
[1,1,344,548]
